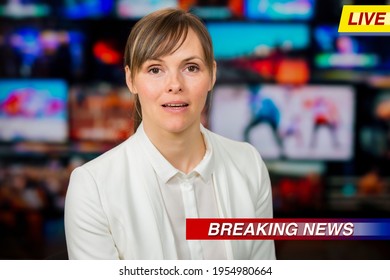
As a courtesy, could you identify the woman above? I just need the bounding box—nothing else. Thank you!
[65,8,275,260]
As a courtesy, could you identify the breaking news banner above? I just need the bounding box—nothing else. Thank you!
[1,219,389,279]
[186,218,390,240]
[339,5,390,35]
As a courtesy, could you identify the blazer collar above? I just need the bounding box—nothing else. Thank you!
[136,122,214,184]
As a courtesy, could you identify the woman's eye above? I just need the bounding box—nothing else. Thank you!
[187,65,199,72]
[148,67,161,74]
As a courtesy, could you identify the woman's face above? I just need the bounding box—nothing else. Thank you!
[126,28,216,135]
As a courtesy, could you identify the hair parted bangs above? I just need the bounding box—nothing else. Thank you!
[131,15,189,74]
[124,8,214,81]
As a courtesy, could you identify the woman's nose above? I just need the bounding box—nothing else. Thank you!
[167,72,183,93]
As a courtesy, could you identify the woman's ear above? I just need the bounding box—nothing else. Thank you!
[125,66,137,94]
[209,60,217,91]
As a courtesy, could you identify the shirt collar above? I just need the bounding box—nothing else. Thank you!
[137,122,214,184]
[193,125,213,183]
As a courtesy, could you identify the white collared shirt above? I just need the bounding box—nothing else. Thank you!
[139,125,227,260]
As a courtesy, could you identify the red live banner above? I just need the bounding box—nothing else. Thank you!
[185,218,390,240]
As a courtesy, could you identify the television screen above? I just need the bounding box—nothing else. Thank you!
[91,37,124,83]
[218,57,310,84]
[244,0,315,20]
[0,27,85,80]
[0,0,50,18]
[209,84,355,160]
[116,0,177,19]
[375,91,390,122]
[207,22,309,59]
[359,91,390,159]
[179,0,244,19]
[69,84,134,143]
[0,79,68,143]
[60,0,113,19]
[207,22,309,83]
[313,25,388,69]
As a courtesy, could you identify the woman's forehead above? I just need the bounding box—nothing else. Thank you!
[147,28,204,61]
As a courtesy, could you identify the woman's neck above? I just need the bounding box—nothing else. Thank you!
[143,122,206,174]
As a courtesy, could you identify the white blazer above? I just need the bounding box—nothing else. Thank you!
[65,125,276,259]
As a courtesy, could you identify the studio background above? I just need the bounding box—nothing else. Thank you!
[0,0,389,259]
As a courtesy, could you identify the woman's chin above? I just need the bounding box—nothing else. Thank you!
[161,120,197,135]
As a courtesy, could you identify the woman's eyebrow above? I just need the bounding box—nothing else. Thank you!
[182,56,205,63]
[146,58,163,63]
[145,56,205,64]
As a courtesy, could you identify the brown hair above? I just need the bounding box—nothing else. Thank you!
[124,8,215,131]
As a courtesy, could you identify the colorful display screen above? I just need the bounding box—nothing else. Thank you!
[0,27,85,80]
[359,91,390,160]
[91,37,124,83]
[180,0,244,19]
[0,79,68,143]
[207,22,309,83]
[0,0,50,18]
[60,0,113,19]
[116,0,177,18]
[245,0,315,20]
[314,25,384,69]
[69,84,134,143]
[207,22,309,59]
[210,84,355,160]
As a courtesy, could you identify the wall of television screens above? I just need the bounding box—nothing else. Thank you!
[0,0,389,216]
[1,0,390,260]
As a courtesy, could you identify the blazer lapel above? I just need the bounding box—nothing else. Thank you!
[133,132,178,259]
[208,133,236,260]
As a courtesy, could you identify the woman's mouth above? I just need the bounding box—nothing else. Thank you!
[162,103,189,108]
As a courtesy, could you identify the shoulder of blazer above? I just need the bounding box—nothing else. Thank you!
[80,134,139,177]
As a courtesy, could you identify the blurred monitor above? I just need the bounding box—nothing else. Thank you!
[0,79,68,143]
[209,84,355,160]
[271,172,324,211]
[359,91,390,159]
[244,0,315,20]
[60,0,114,19]
[219,57,310,84]
[69,84,134,143]
[179,0,244,19]
[374,91,390,121]
[207,22,309,83]
[116,0,177,19]
[91,37,124,83]
[207,22,309,59]
[0,0,50,18]
[314,25,380,69]
[0,27,85,80]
